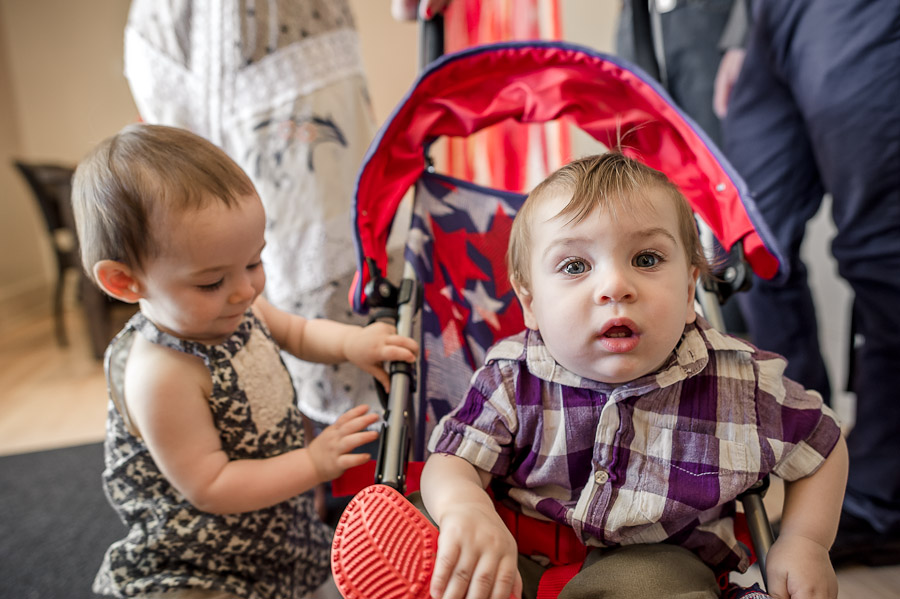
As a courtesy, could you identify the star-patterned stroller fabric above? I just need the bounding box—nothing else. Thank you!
[404,172,526,451]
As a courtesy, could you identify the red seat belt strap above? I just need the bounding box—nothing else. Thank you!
[536,563,582,599]
[494,500,588,566]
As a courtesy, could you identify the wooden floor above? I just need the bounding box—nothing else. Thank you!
[2,304,898,598]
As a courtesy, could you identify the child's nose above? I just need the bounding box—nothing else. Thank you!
[593,267,636,304]
[229,276,257,304]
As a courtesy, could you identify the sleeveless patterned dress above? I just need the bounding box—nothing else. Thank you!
[93,310,331,599]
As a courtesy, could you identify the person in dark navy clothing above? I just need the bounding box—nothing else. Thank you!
[719,0,900,567]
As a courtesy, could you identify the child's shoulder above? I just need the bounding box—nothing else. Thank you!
[125,334,211,404]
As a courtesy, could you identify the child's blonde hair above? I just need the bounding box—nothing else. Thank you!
[72,123,257,284]
[507,152,710,293]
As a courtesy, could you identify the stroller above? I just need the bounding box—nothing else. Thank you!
[333,40,783,599]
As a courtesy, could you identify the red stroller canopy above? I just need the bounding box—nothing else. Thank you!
[351,41,783,312]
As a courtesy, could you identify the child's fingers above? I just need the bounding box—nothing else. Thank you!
[366,365,391,391]
[468,555,504,599]
[335,404,371,424]
[349,410,380,427]
[336,451,372,471]
[389,334,420,354]
[430,539,462,599]
[765,569,788,599]
[511,571,523,599]
[438,551,480,599]
[340,429,380,454]
[490,556,520,599]
[382,345,418,363]
[335,407,378,430]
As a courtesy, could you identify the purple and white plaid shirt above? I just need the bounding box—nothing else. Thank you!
[429,317,841,572]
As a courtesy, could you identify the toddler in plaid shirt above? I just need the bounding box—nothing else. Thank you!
[421,153,847,599]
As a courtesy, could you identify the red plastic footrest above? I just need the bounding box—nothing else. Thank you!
[331,484,438,599]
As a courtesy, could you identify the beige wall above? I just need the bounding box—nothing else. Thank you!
[0,0,618,327]
[0,0,138,328]
[0,3,41,328]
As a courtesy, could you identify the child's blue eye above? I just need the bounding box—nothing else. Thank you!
[562,259,588,275]
[198,279,224,291]
[634,252,662,268]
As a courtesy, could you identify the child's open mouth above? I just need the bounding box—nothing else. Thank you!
[598,320,640,353]
[604,325,633,338]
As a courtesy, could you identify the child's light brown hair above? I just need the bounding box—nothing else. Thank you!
[72,123,257,284]
[507,152,710,293]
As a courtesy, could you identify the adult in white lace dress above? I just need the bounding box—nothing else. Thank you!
[124,0,378,425]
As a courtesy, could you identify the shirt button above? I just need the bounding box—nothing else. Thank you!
[594,469,609,484]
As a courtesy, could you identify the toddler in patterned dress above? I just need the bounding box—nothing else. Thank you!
[71,123,418,599]
[334,153,848,599]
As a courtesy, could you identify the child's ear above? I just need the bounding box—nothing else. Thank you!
[511,277,539,331]
[93,260,142,303]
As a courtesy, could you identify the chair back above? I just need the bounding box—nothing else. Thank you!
[13,161,76,237]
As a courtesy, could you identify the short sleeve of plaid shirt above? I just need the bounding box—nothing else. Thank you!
[427,334,524,476]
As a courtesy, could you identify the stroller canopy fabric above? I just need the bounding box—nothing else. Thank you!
[351,41,783,313]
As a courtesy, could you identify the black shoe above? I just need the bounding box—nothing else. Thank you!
[829,510,900,568]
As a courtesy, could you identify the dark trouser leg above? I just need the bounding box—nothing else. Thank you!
[726,0,900,532]
[615,0,733,146]
[736,265,832,403]
[722,0,831,402]
[800,2,900,533]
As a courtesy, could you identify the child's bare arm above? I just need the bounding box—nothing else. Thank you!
[254,296,418,389]
[421,453,522,599]
[125,340,378,514]
[766,435,848,599]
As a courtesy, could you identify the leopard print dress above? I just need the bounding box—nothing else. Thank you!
[93,310,331,599]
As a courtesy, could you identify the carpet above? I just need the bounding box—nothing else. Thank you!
[0,442,124,599]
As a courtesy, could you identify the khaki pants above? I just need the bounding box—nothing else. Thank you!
[408,492,720,599]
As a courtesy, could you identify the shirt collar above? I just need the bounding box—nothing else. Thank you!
[509,315,754,393]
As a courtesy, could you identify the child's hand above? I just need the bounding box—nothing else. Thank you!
[306,405,380,483]
[431,502,522,599]
[765,534,838,599]
[343,321,419,391]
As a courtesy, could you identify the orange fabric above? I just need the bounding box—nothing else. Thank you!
[442,0,568,193]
